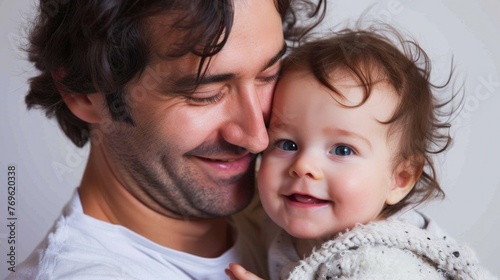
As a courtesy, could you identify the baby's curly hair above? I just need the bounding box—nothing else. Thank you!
[282,25,461,218]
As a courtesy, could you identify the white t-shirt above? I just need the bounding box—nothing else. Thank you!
[8,190,267,279]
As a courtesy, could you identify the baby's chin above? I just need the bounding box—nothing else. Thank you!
[286,227,337,242]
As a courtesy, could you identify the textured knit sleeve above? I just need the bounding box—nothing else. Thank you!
[286,220,498,280]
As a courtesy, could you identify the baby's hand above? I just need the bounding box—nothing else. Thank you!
[225,263,264,280]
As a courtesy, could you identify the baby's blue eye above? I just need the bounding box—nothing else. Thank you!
[276,140,298,151]
[331,145,353,156]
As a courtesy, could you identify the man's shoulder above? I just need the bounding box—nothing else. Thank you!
[8,257,139,280]
[8,191,145,279]
[8,213,135,279]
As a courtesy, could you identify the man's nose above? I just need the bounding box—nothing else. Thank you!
[220,85,271,154]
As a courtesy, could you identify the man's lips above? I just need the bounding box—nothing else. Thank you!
[197,153,254,163]
[194,154,254,173]
[286,193,330,205]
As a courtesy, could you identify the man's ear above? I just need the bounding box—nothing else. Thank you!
[52,70,104,124]
[386,158,423,205]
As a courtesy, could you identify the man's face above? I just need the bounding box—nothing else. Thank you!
[95,0,284,218]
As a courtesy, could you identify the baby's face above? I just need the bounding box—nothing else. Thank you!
[258,68,406,240]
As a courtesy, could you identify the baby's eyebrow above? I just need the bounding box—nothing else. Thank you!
[323,128,372,149]
[268,118,290,132]
[268,107,293,130]
[269,121,283,129]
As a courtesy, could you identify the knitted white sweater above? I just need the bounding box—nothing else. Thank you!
[286,220,497,280]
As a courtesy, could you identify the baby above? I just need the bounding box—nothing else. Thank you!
[227,26,496,279]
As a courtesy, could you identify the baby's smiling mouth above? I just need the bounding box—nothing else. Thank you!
[287,194,329,204]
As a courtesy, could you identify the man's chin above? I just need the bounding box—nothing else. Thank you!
[198,185,255,217]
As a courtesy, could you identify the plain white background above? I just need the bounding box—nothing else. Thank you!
[1,0,499,278]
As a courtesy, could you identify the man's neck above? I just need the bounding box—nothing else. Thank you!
[78,146,233,258]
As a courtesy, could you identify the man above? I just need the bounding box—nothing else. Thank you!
[10,0,325,279]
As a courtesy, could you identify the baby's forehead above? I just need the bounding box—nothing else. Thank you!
[279,66,399,103]
[282,62,392,86]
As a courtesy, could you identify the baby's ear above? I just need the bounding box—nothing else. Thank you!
[52,70,104,124]
[386,157,423,205]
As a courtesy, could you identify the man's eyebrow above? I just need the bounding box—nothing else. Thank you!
[169,43,287,92]
[172,73,235,91]
[263,43,287,71]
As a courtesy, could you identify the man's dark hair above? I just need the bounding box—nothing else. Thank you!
[25,0,326,147]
